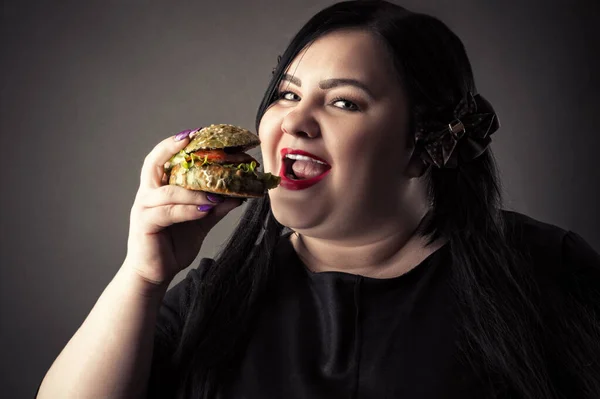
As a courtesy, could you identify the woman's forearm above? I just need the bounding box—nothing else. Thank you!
[36,264,169,399]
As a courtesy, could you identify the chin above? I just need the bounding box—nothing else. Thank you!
[267,190,327,231]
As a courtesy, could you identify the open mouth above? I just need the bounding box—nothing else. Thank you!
[283,152,331,179]
[278,148,331,190]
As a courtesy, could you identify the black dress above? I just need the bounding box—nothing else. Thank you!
[148,211,600,398]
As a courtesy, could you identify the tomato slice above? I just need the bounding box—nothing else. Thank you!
[191,149,260,166]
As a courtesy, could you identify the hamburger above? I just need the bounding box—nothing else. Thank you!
[164,124,280,198]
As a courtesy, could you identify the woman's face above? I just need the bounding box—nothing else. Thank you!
[259,29,422,238]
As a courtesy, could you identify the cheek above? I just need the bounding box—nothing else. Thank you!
[258,109,282,174]
[332,124,391,164]
[259,142,275,175]
[331,118,410,179]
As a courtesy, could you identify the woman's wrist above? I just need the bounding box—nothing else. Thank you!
[117,260,172,301]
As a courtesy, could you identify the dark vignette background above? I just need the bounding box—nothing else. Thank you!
[1,0,599,397]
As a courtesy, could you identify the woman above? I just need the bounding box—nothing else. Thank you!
[37,1,600,398]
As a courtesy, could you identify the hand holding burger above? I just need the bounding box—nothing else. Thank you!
[123,125,275,288]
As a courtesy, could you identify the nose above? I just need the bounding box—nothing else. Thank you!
[281,106,321,139]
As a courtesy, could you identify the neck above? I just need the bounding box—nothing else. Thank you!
[290,210,447,279]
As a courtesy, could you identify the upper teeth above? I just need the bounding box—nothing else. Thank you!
[285,154,328,165]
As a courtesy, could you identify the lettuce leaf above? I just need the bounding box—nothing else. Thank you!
[237,161,257,173]
[259,172,281,189]
[165,150,188,172]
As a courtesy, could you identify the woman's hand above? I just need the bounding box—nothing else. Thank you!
[123,130,243,287]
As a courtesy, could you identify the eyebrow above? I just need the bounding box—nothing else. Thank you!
[281,74,374,98]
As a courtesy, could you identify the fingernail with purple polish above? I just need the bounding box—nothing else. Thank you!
[206,194,224,203]
[174,129,193,141]
[198,204,214,212]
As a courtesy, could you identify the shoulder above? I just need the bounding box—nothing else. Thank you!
[501,210,567,246]
[501,210,600,277]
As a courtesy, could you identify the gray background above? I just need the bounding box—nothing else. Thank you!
[1,0,599,397]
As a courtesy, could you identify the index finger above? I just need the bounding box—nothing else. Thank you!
[140,129,196,188]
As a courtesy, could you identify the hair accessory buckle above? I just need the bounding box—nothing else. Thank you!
[448,119,466,140]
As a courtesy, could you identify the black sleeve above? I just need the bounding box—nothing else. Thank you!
[560,231,600,305]
[146,258,214,398]
[562,231,600,272]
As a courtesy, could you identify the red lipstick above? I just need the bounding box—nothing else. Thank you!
[279,148,331,190]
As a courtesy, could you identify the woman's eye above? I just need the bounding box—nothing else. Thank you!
[279,91,300,101]
[332,98,359,111]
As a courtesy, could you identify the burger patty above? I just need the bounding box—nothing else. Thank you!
[168,163,268,197]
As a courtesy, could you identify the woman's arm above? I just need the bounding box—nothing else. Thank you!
[36,133,242,398]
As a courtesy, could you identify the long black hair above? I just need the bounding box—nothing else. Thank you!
[172,1,600,398]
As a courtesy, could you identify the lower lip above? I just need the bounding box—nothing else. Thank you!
[278,162,331,190]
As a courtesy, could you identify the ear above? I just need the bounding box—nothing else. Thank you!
[406,149,429,178]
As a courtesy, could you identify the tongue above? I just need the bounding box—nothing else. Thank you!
[292,160,329,179]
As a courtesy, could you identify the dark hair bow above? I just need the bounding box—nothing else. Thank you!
[415,93,500,168]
